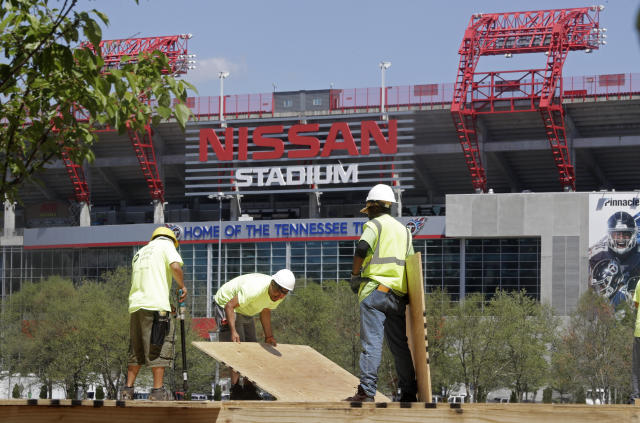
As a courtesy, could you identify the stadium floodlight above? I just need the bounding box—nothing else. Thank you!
[379,61,391,118]
[219,72,230,126]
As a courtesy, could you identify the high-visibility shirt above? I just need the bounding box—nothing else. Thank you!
[214,273,284,316]
[359,213,413,302]
[634,286,640,337]
[129,238,183,313]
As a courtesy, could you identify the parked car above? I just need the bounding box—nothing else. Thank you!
[190,393,208,401]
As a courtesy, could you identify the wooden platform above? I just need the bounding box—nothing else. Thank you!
[192,342,390,402]
[1,399,639,423]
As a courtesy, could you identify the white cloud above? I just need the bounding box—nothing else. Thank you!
[186,57,245,84]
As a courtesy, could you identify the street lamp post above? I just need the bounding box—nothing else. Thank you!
[379,61,391,118]
[218,71,229,127]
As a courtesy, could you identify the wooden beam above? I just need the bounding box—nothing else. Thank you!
[0,400,638,423]
[405,252,432,402]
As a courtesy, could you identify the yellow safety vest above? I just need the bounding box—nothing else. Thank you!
[361,214,412,294]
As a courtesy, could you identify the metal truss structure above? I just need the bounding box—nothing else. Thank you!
[451,6,604,192]
[64,35,192,204]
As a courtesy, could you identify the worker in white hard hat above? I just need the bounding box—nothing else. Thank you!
[213,269,295,399]
[345,184,417,403]
[122,226,186,401]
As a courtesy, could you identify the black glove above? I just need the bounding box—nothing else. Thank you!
[350,274,362,294]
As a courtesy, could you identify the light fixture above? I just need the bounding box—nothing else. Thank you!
[504,53,512,58]
[585,48,592,53]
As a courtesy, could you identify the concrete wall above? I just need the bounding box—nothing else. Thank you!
[446,192,590,314]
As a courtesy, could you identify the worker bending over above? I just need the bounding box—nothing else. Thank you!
[214,269,295,399]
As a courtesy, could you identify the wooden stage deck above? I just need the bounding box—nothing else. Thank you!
[1,399,639,423]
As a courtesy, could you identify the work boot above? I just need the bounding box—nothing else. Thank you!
[120,386,134,401]
[149,386,171,401]
[344,385,374,402]
[230,383,243,400]
[242,381,261,400]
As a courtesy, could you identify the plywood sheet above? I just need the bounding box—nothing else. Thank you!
[193,342,390,402]
[405,252,432,402]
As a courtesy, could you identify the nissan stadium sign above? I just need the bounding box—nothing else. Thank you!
[184,118,415,197]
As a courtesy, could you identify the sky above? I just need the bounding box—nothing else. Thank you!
[78,0,640,98]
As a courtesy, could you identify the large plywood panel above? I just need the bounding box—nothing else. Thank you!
[193,342,390,402]
[405,252,432,402]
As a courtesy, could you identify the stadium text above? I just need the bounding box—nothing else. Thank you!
[199,120,397,162]
[235,164,358,187]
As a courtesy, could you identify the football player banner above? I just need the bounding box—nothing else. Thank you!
[588,193,640,306]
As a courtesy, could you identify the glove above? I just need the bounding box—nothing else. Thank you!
[350,274,362,294]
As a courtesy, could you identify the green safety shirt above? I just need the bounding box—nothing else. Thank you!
[358,213,414,303]
[634,287,640,337]
[214,273,284,316]
[128,238,183,313]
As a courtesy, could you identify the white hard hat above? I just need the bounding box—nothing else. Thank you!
[365,184,396,203]
[272,269,295,291]
[360,184,396,213]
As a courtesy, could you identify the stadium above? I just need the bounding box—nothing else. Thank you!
[1,6,639,320]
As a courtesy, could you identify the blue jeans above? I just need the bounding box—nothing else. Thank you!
[358,289,417,398]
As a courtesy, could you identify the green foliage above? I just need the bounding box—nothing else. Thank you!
[213,384,222,401]
[542,386,552,403]
[95,385,105,400]
[509,390,518,403]
[39,384,47,399]
[563,290,632,404]
[12,383,21,399]
[574,386,586,404]
[488,290,557,402]
[0,0,194,202]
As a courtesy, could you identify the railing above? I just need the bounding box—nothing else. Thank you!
[69,72,638,123]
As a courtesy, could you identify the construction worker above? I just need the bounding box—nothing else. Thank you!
[345,184,417,403]
[121,227,187,401]
[631,287,640,403]
[213,269,295,400]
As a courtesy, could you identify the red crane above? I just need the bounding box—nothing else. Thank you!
[451,6,604,192]
[63,34,192,204]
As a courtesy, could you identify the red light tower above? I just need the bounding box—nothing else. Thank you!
[63,34,192,205]
[451,6,604,192]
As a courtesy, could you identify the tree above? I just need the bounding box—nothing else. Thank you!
[0,0,193,202]
[561,290,633,404]
[95,385,105,400]
[12,383,21,398]
[39,384,47,399]
[488,290,557,402]
[424,289,458,398]
[446,293,504,402]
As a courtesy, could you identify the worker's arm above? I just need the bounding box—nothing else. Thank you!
[260,308,276,346]
[349,240,370,293]
[171,262,187,302]
[224,295,241,343]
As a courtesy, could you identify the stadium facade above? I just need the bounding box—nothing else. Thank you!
[1,73,638,317]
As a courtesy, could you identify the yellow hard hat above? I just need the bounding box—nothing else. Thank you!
[151,227,179,248]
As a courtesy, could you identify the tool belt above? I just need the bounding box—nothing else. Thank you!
[150,311,170,348]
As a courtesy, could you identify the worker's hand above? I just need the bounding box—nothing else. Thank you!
[177,287,187,302]
[350,274,362,294]
[265,335,277,346]
[231,330,241,343]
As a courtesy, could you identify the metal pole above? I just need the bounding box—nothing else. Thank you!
[219,77,224,123]
[381,66,386,115]
[218,196,222,290]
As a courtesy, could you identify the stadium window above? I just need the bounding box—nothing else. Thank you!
[312,98,322,106]
[283,99,292,108]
